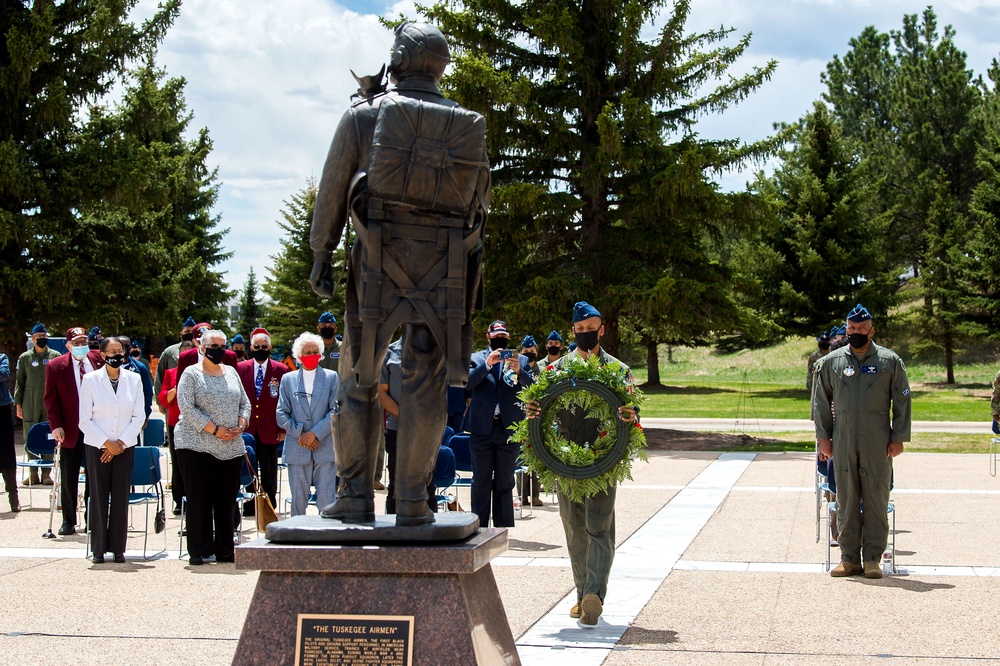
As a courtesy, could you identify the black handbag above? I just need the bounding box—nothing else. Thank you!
[151,455,166,534]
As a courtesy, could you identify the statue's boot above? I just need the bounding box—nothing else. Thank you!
[320,497,375,523]
[395,499,433,527]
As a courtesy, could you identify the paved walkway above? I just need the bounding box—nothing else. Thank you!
[1,448,999,664]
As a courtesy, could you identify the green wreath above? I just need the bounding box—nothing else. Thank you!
[511,355,647,502]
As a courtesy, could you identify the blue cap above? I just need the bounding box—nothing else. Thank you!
[547,330,562,342]
[837,325,847,335]
[568,342,578,352]
[817,333,831,342]
[828,326,839,338]
[521,335,536,348]
[88,326,101,340]
[846,303,872,323]
[318,311,336,323]
[182,316,196,328]
[572,301,601,322]
[231,334,245,344]
[31,323,47,335]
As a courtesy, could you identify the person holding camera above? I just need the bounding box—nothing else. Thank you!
[463,321,533,528]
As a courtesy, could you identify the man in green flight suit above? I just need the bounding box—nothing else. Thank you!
[317,311,340,372]
[813,304,911,579]
[528,301,638,628]
[13,323,60,485]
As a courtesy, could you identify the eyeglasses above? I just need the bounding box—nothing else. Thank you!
[204,343,224,349]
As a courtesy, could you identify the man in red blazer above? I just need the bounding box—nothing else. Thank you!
[175,323,239,386]
[237,328,289,512]
[44,326,106,535]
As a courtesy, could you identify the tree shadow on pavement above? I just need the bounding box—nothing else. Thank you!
[507,539,559,552]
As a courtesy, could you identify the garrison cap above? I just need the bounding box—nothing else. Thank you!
[31,323,47,335]
[231,334,245,344]
[568,342,578,352]
[521,335,536,348]
[547,330,563,342]
[88,326,101,341]
[837,325,847,335]
[318,311,336,323]
[846,303,872,323]
[182,316,196,328]
[572,301,601,322]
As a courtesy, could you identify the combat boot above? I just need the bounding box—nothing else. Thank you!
[319,496,375,524]
[830,560,863,577]
[395,500,434,527]
[2,470,20,512]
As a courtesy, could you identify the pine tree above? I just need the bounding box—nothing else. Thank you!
[263,182,347,349]
[235,267,264,338]
[414,0,778,354]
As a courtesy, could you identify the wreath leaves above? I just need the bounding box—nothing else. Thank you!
[512,355,648,502]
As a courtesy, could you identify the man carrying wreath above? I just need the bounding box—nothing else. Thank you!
[527,301,638,628]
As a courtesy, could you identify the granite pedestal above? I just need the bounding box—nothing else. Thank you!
[233,525,520,666]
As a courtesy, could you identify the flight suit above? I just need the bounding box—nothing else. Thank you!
[319,339,341,372]
[806,347,828,393]
[812,342,911,563]
[551,347,632,603]
[13,347,60,480]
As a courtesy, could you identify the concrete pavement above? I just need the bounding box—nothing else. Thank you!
[1,446,999,665]
[643,417,992,434]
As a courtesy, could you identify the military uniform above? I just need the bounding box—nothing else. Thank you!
[990,369,1000,420]
[806,348,828,393]
[13,346,60,481]
[319,339,341,372]
[153,342,183,404]
[812,342,911,564]
[551,346,633,605]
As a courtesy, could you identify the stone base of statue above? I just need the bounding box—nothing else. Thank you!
[232,515,520,666]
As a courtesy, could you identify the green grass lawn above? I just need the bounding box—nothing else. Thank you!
[632,337,997,422]
[723,431,995,455]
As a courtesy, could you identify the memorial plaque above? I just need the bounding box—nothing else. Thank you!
[294,614,414,666]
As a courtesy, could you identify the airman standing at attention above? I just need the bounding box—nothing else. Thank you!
[13,323,60,485]
[317,311,340,372]
[813,304,911,579]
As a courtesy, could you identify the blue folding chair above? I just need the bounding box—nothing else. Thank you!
[447,433,473,488]
[17,422,56,508]
[142,419,165,448]
[433,445,458,512]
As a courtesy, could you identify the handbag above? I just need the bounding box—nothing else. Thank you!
[244,453,279,533]
[151,455,166,534]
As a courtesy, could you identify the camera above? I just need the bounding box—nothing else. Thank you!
[499,350,513,360]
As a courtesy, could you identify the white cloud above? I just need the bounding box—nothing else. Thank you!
[132,0,1000,293]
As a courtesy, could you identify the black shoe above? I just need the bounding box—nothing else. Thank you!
[189,556,204,566]
[113,553,126,564]
[172,508,181,516]
[58,523,76,536]
[92,554,105,564]
[216,554,235,563]
[320,496,376,523]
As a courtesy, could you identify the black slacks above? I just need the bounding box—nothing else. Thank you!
[383,429,437,515]
[166,424,185,510]
[177,449,241,559]
[254,437,278,507]
[469,418,519,528]
[61,436,89,526]
[85,445,133,555]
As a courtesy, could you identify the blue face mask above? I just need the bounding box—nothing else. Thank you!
[70,346,89,359]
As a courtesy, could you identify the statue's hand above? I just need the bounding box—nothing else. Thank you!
[309,260,336,297]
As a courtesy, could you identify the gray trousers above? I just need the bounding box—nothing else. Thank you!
[558,485,616,602]
[287,461,337,516]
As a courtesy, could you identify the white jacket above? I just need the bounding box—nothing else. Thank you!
[78,365,145,449]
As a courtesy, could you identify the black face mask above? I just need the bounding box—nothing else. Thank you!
[234,349,246,360]
[574,330,600,353]
[130,349,141,358]
[35,338,48,349]
[181,332,194,342]
[848,332,870,350]
[251,349,270,363]
[104,354,126,369]
[489,337,509,351]
[546,345,561,357]
[204,347,226,365]
[523,352,537,363]
[319,328,336,340]
[818,343,830,351]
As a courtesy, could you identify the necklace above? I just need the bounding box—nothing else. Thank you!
[109,377,119,393]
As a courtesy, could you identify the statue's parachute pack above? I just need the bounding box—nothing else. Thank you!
[346,93,490,387]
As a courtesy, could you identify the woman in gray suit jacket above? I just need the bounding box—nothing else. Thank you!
[276,332,339,516]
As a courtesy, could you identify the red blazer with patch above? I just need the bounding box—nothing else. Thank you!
[237,358,290,445]
[43,350,106,448]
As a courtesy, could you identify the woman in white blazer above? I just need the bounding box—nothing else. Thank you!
[79,337,145,564]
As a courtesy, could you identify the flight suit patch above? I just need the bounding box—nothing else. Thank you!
[843,365,855,377]
[862,365,878,374]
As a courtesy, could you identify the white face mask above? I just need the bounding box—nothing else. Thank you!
[70,346,89,359]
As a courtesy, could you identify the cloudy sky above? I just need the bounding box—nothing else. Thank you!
[134,0,1000,296]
